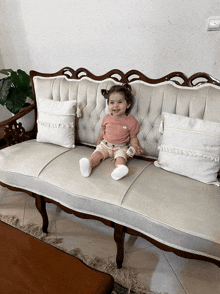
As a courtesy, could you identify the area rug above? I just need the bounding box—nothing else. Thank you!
[0,214,167,294]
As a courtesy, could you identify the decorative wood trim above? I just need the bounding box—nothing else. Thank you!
[125,227,220,268]
[3,121,26,147]
[40,196,114,229]
[0,104,36,147]
[188,72,220,86]
[0,182,33,197]
[30,67,220,87]
[0,104,36,129]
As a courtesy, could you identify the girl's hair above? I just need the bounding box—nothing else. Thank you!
[101,83,134,113]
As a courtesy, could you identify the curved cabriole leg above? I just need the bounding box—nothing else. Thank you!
[114,223,125,269]
[34,193,49,234]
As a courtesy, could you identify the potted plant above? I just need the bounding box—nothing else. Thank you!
[0,69,35,131]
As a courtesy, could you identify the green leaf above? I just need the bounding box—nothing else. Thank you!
[10,71,22,89]
[6,89,27,114]
[0,69,13,76]
[0,77,12,105]
[17,69,31,89]
[0,69,33,113]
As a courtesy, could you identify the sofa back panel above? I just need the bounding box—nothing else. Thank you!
[33,76,220,159]
[130,81,220,158]
[33,76,120,146]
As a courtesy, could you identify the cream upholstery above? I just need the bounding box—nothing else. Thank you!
[0,141,220,261]
[34,76,220,158]
[122,164,220,260]
[0,73,220,265]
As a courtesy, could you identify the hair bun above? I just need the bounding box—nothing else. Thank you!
[123,83,131,92]
[101,89,108,98]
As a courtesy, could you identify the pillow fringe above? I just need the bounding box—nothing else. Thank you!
[158,145,220,163]
[37,120,75,128]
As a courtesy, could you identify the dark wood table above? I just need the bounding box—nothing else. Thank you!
[0,221,114,294]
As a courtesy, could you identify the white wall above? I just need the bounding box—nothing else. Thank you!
[1,0,220,119]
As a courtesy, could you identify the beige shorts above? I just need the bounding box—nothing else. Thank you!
[93,140,129,161]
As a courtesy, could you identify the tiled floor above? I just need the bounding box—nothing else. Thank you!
[1,186,220,294]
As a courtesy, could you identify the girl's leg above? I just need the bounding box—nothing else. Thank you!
[115,157,126,167]
[111,156,129,180]
[79,151,104,177]
[89,151,104,168]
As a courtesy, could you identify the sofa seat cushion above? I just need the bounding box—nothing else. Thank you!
[0,140,69,177]
[0,140,150,222]
[122,164,220,261]
[0,140,70,191]
[37,146,149,206]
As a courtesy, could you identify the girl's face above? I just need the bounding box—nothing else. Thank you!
[108,92,131,118]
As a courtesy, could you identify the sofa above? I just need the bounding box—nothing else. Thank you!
[0,67,220,269]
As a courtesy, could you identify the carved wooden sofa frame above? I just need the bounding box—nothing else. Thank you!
[0,67,220,269]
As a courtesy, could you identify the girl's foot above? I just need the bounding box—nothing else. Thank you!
[79,158,91,177]
[111,165,129,180]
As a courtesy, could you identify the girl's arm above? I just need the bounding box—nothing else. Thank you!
[130,137,143,156]
[97,129,104,145]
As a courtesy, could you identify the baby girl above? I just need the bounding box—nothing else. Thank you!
[79,83,143,180]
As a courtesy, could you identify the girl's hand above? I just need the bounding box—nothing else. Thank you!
[134,145,143,156]
[129,138,143,156]
[127,145,143,157]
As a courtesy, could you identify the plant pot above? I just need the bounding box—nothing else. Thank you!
[13,108,35,132]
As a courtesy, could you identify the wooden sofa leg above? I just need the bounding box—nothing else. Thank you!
[114,223,125,269]
[34,193,49,234]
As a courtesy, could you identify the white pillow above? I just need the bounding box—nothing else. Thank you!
[37,98,77,148]
[154,113,220,186]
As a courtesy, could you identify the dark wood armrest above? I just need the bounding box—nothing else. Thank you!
[0,104,36,128]
[0,104,36,148]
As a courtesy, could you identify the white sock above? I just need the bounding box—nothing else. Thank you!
[111,165,129,181]
[79,158,91,177]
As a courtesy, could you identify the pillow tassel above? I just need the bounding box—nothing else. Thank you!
[159,120,164,133]
[77,102,82,118]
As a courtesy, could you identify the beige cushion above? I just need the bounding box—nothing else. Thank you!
[122,164,220,261]
[154,113,220,186]
[0,140,68,177]
[37,98,76,148]
[0,140,150,221]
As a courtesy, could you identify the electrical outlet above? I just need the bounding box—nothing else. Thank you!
[208,19,220,31]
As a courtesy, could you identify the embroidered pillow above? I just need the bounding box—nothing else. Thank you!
[154,113,220,186]
[37,98,77,148]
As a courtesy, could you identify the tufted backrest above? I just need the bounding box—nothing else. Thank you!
[33,76,220,159]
